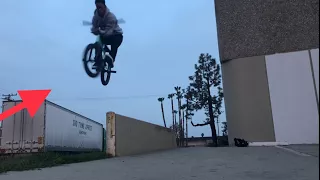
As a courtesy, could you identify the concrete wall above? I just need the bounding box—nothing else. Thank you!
[106,112,177,157]
[265,50,319,144]
[214,0,319,61]
[221,56,276,144]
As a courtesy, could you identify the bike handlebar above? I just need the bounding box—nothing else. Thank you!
[82,18,126,26]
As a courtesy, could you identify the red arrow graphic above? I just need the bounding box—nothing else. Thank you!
[0,89,51,121]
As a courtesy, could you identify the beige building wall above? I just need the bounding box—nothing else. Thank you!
[265,50,319,144]
[106,112,177,157]
[222,50,319,145]
[215,0,319,145]
[221,56,276,145]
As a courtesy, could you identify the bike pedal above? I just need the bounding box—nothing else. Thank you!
[110,70,117,73]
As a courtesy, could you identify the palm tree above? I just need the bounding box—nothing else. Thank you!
[167,93,175,130]
[181,104,190,146]
[173,110,178,134]
[157,97,167,128]
[184,86,193,147]
[174,86,184,146]
[180,104,187,146]
[185,108,188,146]
[172,109,179,146]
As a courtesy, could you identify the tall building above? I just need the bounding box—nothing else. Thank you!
[214,0,319,145]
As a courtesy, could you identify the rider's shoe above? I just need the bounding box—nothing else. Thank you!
[105,53,114,68]
[110,59,114,68]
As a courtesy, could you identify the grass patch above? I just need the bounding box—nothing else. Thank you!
[0,151,109,174]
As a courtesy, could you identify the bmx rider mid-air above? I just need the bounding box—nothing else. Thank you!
[91,0,123,68]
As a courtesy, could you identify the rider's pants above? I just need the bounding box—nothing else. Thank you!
[101,34,123,62]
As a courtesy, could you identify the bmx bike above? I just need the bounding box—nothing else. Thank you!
[82,35,116,86]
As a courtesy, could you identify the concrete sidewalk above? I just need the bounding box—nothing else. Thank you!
[0,146,318,180]
[284,144,319,157]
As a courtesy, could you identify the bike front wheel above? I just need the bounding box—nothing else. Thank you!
[100,55,112,86]
[82,43,102,78]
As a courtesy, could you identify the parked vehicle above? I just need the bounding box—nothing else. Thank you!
[0,100,104,154]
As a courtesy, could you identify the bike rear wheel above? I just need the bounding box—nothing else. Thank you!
[100,55,112,86]
[82,43,102,78]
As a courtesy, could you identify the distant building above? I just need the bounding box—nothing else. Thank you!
[187,136,228,147]
[187,137,213,147]
[214,0,319,145]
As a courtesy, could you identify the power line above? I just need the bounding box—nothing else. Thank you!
[0,92,174,102]
[0,87,11,94]
[0,90,186,102]
[48,94,167,101]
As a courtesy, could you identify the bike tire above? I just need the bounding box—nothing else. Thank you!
[100,55,112,86]
[82,43,102,78]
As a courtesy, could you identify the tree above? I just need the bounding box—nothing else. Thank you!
[188,53,224,147]
[167,93,175,130]
[157,97,167,128]
[221,122,228,136]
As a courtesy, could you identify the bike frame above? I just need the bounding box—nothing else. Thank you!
[96,35,106,58]
[96,35,113,61]
[96,35,102,45]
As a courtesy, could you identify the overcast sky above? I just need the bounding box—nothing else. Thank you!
[0,0,226,137]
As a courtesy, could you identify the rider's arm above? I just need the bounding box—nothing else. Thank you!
[91,15,100,36]
[101,12,118,36]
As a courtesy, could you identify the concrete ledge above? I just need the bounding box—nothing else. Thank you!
[106,112,177,157]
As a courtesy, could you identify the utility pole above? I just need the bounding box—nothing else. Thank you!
[1,93,17,101]
[1,93,17,127]
[1,93,14,127]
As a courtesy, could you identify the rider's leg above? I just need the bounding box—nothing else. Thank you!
[109,34,123,62]
[101,34,123,68]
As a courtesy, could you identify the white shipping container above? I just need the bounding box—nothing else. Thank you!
[0,100,103,154]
